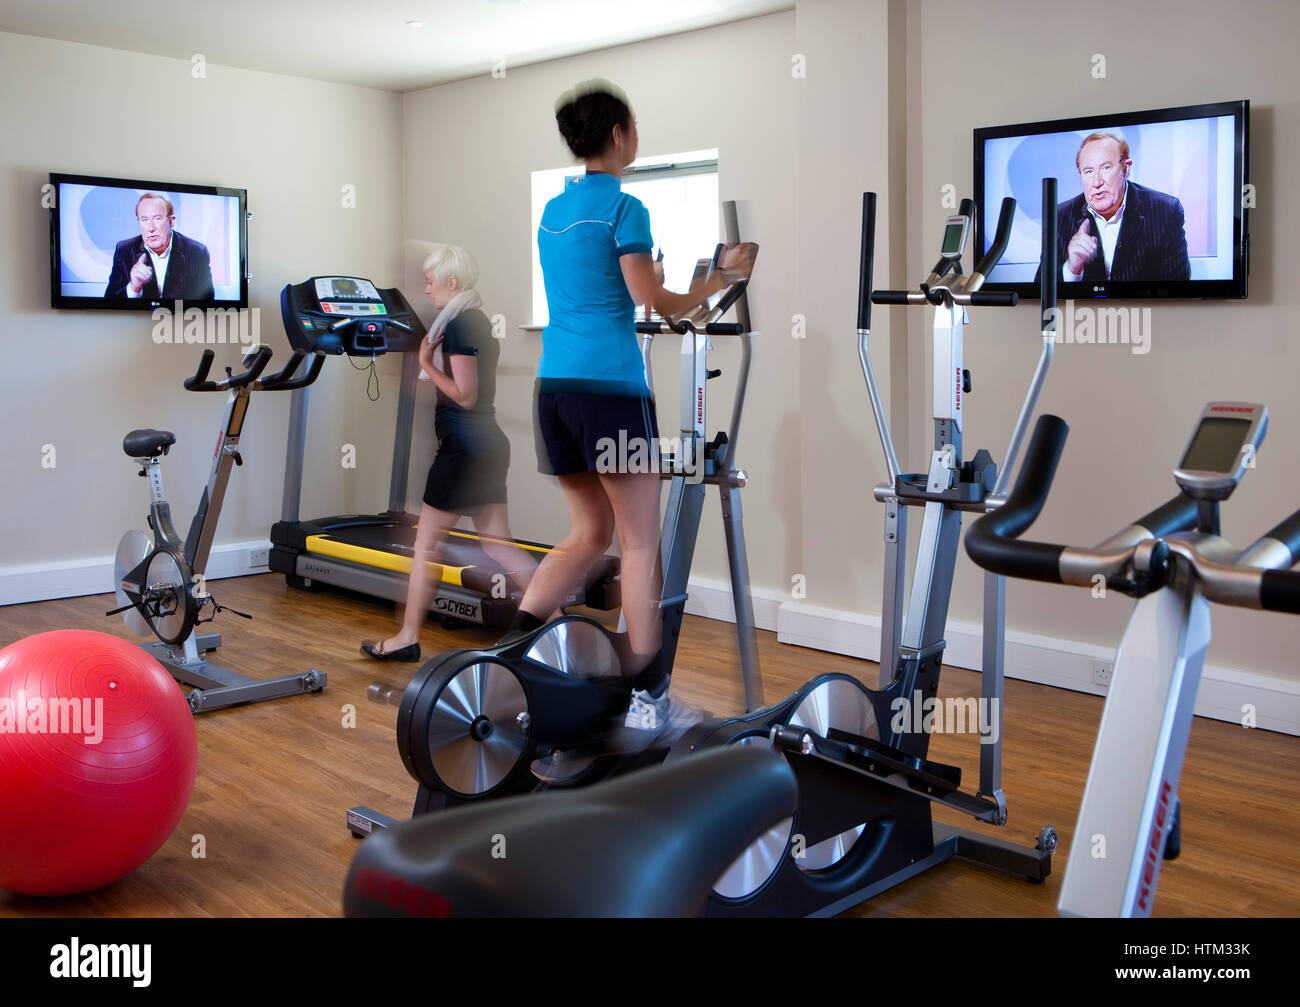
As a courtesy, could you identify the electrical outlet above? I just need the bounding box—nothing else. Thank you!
[1093,659,1113,687]
[249,547,270,569]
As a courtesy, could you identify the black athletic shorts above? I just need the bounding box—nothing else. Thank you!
[423,411,510,513]
[534,388,660,477]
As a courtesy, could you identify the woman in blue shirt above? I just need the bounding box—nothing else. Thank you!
[511,80,755,737]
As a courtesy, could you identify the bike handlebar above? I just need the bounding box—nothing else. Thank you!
[184,346,273,391]
[964,414,1070,584]
[184,346,318,393]
[965,414,1300,614]
[257,349,326,391]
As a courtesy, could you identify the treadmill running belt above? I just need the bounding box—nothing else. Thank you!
[305,533,471,587]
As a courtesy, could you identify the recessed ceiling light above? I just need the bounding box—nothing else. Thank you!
[406,19,424,28]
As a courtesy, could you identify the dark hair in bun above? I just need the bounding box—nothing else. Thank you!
[554,80,632,160]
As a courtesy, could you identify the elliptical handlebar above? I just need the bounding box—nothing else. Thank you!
[872,194,1021,307]
[636,320,745,337]
[972,196,1017,279]
[989,177,1058,501]
[968,291,1019,307]
[857,192,877,330]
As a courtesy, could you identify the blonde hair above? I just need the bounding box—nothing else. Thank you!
[423,245,479,291]
[1075,132,1131,171]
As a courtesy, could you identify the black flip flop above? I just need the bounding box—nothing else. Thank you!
[360,640,422,662]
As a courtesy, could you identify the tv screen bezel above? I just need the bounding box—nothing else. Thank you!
[973,99,1249,300]
[49,171,249,311]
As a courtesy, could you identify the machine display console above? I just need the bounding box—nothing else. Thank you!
[1173,401,1267,501]
[281,275,424,356]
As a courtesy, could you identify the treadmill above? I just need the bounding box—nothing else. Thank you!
[270,276,619,628]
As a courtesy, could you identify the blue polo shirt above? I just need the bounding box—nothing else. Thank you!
[537,171,654,398]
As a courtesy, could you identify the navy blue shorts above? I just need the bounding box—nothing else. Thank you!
[535,389,660,477]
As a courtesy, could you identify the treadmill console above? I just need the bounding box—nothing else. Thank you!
[281,276,425,355]
[1173,401,1267,501]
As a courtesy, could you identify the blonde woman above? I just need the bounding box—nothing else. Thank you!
[362,246,534,661]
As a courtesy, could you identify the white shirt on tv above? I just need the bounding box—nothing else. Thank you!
[1063,183,1128,281]
[125,238,172,297]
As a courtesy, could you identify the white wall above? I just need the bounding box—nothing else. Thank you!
[904,0,1300,698]
[3,2,1297,731]
[0,32,404,600]
[400,12,801,597]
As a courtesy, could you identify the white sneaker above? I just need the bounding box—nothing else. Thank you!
[624,687,671,730]
[609,687,708,752]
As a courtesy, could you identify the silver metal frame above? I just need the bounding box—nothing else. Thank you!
[642,316,763,710]
[121,369,327,714]
[858,222,1055,821]
[1060,521,1295,916]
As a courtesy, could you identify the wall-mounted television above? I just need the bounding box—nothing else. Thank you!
[50,172,248,310]
[975,100,1249,299]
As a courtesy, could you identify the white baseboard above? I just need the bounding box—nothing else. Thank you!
[774,598,1300,737]
[8,558,1298,737]
[0,540,271,607]
[677,574,788,636]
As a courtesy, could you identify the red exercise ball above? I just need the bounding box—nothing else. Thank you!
[0,630,197,896]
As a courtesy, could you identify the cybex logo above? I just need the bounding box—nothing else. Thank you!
[434,598,480,618]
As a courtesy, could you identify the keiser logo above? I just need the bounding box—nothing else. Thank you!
[350,867,451,917]
[1209,405,1256,414]
[212,429,224,460]
[1136,779,1174,913]
[954,367,962,412]
[697,387,704,426]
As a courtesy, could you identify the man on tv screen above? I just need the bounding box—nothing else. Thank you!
[104,193,215,301]
[1054,132,1190,283]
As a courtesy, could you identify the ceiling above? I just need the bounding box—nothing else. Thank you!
[0,0,793,92]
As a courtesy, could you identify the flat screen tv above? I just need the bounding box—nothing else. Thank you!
[50,172,248,310]
[974,100,1248,299]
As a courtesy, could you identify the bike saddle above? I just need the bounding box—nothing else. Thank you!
[344,743,796,917]
[123,428,177,458]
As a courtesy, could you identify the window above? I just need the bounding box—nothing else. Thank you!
[529,149,719,325]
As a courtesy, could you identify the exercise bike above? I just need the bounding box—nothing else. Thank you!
[347,230,762,835]
[109,345,329,713]
[966,404,1300,916]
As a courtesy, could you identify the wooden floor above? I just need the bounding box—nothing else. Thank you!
[2,572,1298,917]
